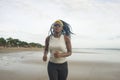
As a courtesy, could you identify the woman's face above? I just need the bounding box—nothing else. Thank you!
[53,24,63,33]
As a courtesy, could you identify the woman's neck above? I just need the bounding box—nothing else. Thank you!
[53,33,62,38]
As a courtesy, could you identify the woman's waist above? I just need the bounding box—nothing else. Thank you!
[49,57,66,64]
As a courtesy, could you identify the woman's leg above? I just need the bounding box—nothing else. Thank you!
[58,62,68,80]
[47,62,58,80]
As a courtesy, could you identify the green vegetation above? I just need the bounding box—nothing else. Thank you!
[0,37,44,48]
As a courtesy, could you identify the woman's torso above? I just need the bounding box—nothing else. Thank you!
[49,35,67,63]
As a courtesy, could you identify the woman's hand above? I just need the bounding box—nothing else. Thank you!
[43,55,47,62]
[54,51,62,58]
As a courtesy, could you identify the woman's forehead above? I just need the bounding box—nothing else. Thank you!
[54,20,63,26]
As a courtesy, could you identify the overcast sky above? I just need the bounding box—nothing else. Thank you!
[0,0,120,48]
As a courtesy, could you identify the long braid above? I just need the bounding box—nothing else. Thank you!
[48,24,54,36]
[61,20,73,37]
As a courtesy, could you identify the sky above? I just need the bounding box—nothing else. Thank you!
[0,0,120,48]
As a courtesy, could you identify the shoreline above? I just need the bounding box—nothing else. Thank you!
[0,47,43,53]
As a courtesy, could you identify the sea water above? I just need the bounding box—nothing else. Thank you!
[0,48,120,67]
[68,48,120,63]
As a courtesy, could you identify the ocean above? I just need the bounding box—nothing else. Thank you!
[68,48,120,62]
[0,48,120,67]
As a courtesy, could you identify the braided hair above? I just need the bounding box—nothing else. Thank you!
[49,19,74,37]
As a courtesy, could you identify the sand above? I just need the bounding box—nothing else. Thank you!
[0,47,43,53]
[68,61,120,80]
[0,50,120,80]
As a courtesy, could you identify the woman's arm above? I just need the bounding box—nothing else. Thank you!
[43,36,50,61]
[63,35,72,57]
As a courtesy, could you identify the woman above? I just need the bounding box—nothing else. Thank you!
[43,19,73,80]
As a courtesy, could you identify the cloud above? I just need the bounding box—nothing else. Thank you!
[0,0,120,48]
[0,30,45,45]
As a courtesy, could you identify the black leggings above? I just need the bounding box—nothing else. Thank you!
[47,61,68,80]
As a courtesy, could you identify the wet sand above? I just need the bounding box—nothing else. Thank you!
[0,51,120,80]
[68,61,120,80]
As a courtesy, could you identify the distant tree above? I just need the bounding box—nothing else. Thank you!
[1,37,44,48]
[0,37,6,47]
[19,41,29,47]
[6,37,14,47]
[29,42,43,48]
[12,39,21,47]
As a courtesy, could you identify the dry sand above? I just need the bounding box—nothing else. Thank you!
[0,50,120,80]
[0,47,43,53]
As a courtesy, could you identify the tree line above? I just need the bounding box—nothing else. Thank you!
[0,37,44,48]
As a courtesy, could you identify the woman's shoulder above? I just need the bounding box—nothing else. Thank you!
[46,35,53,41]
[63,34,70,41]
[63,35,70,38]
[45,35,50,41]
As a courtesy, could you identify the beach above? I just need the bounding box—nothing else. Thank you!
[0,48,120,80]
[0,47,43,53]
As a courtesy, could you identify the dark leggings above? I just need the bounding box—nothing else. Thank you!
[47,61,68,80]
